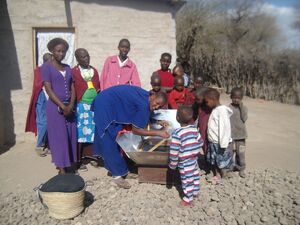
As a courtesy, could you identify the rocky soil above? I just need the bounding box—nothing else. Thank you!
[0,169,299,225]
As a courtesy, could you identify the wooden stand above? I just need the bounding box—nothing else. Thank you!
[138,166,180,185]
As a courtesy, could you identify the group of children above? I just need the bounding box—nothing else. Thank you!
[161,74,248,206]
[150,53,204,110]
[25,37,248,206]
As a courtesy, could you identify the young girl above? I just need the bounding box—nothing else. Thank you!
[205,88,233,184]
[41,38,77,174]
[72,48,100,171]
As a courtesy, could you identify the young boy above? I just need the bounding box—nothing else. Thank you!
[172,64,189,87]
[168,76,189,109]
[193,87,212,154]
[100,39,141,90]
[185,75,204,105]
[193,75,204,90]
[205,88,233,184]
[169,105,204,206]
[149,74,162,95]
[228,87,248,178]
[153,53,174,93]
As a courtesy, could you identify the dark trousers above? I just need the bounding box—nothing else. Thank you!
[233,139,246,171]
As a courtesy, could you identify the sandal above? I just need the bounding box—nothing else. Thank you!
[124,173,138,179]
[113,177,131,189]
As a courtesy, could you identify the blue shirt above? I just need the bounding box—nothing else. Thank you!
[92,85,150,137]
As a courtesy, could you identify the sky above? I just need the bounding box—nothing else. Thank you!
[263,0,300,48]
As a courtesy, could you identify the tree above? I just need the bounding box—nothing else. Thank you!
[176,0,300,104]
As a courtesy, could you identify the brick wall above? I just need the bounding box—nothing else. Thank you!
[0,0,178,146]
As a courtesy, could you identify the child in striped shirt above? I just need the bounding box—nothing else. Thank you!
[169,105,204,206]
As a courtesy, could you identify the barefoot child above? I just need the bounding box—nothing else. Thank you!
[229,87,248,178]
[205,88,233,184]
[168,76,189,109]
[41,38,77,174]
[169,105,204,206]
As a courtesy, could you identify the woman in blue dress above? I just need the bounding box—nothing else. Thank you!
[92,85,169,188]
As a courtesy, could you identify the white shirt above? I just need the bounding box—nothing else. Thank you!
[207,105,233,148]
[117,56,128,68]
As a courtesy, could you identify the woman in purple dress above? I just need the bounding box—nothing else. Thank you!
[41,38,77,174]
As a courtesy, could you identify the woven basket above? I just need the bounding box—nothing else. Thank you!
[39,185,86,220]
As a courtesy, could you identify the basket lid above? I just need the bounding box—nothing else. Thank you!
[40,174,85,193]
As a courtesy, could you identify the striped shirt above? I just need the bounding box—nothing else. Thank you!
[169,125,203,169]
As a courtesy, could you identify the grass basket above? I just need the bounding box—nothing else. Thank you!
[39,185,86,220]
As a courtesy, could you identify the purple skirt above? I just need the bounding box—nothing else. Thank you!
[46,100,77,168]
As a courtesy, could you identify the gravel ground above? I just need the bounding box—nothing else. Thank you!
[0,169,299,225]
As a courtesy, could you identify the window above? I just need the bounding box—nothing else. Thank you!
[33,27,76,67]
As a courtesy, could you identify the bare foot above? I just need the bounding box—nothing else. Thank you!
[179,200,193,207]
[58,168,65,174]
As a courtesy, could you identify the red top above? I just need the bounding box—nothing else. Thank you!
[25,67,43,135]
[156,69,174,87]
[185,89,196,105]
[197,105,212,153]
[71,65,101,102]
[168,88,189,109]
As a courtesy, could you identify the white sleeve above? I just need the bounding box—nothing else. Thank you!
[218,108,231,148]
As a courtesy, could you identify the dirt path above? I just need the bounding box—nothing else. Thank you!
[0,95,299,194]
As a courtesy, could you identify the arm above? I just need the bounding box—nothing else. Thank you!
[93,68,101,92]
[169,133,181,169]
[100,58,109,90]
[64,82,76,117]
[44,82,66,110]
[161,86,173,93]
[239,103,248,123]
[168,91,178,109]
[197,132,204,155]
[130,65,141,87]
[132,126,169,138]
[218,108,231,148]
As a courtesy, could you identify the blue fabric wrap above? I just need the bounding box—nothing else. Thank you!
[36,91,48,147]
[92,85,151,176]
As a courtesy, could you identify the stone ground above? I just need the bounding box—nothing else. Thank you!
[0,95,300,224]
[0,169,299,225]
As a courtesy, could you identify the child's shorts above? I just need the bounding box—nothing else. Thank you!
[206,143,233,169]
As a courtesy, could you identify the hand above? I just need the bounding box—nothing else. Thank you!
[63,105,73,117]
[158,130,170,139]
[157,120,169,128]
[199,148,204,155]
